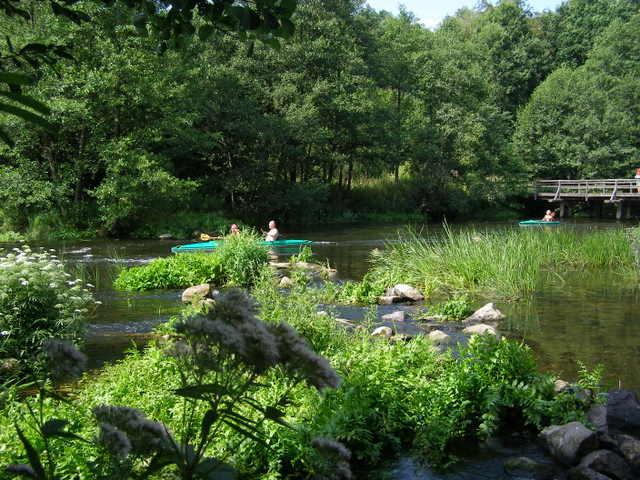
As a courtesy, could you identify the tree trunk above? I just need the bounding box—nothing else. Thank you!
[347,160,353,191]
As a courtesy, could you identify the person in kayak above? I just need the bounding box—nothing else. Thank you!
[542,210,556,222]
[264,220,280,242]
[230,224,240,235]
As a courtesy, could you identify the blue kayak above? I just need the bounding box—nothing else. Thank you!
[519,220,560,226]
[172,239,312,253]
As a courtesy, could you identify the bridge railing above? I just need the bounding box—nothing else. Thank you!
[534,179,640,201]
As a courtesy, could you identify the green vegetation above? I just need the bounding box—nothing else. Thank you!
[114,233,268,291]
[368,227,637,300]
[427,296,474,321]
[0,246,97,380]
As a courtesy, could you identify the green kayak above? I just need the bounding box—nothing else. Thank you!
[171,239,312,253]
[518,220,560,226]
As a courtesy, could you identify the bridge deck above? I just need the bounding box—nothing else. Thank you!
[535,179,640,202]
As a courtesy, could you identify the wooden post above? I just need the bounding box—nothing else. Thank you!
[626,203,632,220]
[559,201,568,218]
[616,202,624,221]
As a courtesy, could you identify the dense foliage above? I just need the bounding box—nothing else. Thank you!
[0,246,96,379]
[1,0,638,238]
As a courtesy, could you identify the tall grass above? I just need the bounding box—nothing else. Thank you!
[370,226,638,300]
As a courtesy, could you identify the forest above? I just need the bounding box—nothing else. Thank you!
[1,0,639,238]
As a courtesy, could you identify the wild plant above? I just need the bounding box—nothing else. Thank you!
[428,296,473,321]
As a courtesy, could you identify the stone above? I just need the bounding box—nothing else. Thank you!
[462,323,497,336]
[378,295,403,305]
[606,390,640,437]
[587,405,608,434]
[181,284,211,303]
[575,450,633,480]
[203,298,216,310]
[568,467,614,480]
[269,262,290,270]
[295,261,322,272]
[390,334,413,343]
[555,379,571,394]
[615,434,640,470]
[325,268,339,280]
[381,311,405,322]
[539,422,599,465]
[428,330,453,346]
[335,318,356,328]
[0,358,20,373]
[279,276,293,288]
[388,284,424,301]
[158,233,174,240]
[371,326,393,338]
[503,456,553,477]
[317,310,328,317]
[464,302,505,323]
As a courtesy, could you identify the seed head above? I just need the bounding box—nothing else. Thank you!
[43,339,87,381]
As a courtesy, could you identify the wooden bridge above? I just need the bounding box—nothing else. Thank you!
[534,179,640,219]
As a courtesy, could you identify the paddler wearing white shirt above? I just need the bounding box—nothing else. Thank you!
[264,220,280,242]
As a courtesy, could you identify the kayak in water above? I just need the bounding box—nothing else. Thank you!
[171,239,313,253]
[518,220,561,226]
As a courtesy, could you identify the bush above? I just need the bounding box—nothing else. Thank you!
[428,296,474,321]
[114,233,268,291]
[0,246,97,378]
[130,212,243,240]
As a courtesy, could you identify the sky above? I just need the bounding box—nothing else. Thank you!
[365,1,564,30]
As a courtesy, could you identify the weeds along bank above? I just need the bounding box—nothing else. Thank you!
[0,253,598,478]
[344,227,639,303]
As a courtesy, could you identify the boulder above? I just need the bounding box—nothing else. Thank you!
[202,298,216,310]
[555,379,571,394]
[587,405,608,434]
[574,450,633,480]
[606,390,640,437]
[378,295,403,305]
[0,358,20,374]
[324,268,339,280]
[539,422,598,465]
[371,326,393,338]
[279,276,293,288]
[569,467,614,480]
[503,456,553,477]
[158,233,174,240]
[390,333,413,343]
[381,311,406,322]
[181,284,211,303]
[462,323,497,336]
[387,284,424,302]
[269,262,290,270]
[615,434,640,470]
[428,330,453,346]
[335,318,356,328]
[464,302,505,323]
[294,261,322,272]
[317,311,328,317]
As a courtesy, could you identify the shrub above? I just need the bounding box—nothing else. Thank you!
[428,296,474,321]
[0,246,97,378]
[130,211,243,240]
[114,233,268,291]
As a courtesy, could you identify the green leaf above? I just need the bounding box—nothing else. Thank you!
[0,72,33,85]
[15,425,46,480]
[50,2,90,23]
[221,419,266,446]
[0,92,50,115]
[198,24,215,42]
[200,408,217,441]
[0,103,55,131]
[0,126,15,147]
[174,383,227,399]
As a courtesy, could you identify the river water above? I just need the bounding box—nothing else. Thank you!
[5,221,639,391]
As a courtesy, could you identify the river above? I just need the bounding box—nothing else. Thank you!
[6,220,639,391]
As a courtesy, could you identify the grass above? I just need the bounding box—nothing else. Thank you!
[368,226,638,300]
[114,232,268,290]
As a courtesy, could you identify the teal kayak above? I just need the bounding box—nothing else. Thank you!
[519,220,560,226]
[171,239,312,253]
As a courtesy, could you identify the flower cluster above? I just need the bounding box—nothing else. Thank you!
[0,246,97,366]
[93,405,173,458]
[311,437,352,479]
[174,289,340,390]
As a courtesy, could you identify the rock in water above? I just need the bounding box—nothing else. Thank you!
[462,324,497,336]
[371,326,393,338]
[569,467,616,480]
[464,302,505,322]
[158,233,174,240]
[389,284,424,302]
[606,390,640,437]
[378,295,403,305]
[428,330,453,346]
[587,405,608,434]
[615,434,640,471]
[279,276,293,288]
[555,379,571,394]
[503,456,553,477]
[181,284,211,303]
[539,422,598,465]
[381,311,405,322]
[572,450,633,480]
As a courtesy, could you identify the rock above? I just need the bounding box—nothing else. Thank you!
[574,450,633,480]
[158,233,174,240]
[0,358,20,373]
[378,295,403,305]
[428,330,453,346]
[269,262,290,270]
[317,310,328,317]
[202,298,216,310]
[295,261,322,272]
[381,311,406,322]
[555,379,571,394]
[325,268,339,280]
[388,284,424,301]
[462,323,497,336]
[615,434,640,470]
[464,302,505,323]
[390,334,413,343]
[279,276,293,288]
[504,456,553,477]
[569,467,614,480]
[606,390,640,437]
[371,326,393,338]
[588,405,608,434]
[539,422,599,465]
[181,284,211,303]
[335,318,356,328]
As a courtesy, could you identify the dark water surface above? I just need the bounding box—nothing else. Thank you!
[4,221,639,391]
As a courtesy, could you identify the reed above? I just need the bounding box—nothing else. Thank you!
[370,226,637,300]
